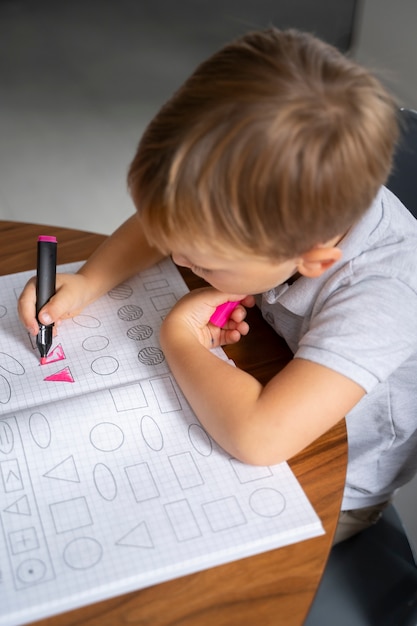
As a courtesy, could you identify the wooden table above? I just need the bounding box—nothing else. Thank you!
[1,220,347,626]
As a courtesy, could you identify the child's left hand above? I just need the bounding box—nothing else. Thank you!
[162,288,255,349]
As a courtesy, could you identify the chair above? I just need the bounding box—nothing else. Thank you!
[386,108,417,218]
[305,109,417,626]
[304,505,417,626]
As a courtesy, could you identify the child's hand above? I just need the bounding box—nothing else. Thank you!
[18,273,95,336]
[162,288,255,349]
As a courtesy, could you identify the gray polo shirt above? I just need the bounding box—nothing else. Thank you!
[259,186,417,509]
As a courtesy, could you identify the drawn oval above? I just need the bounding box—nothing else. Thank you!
[91,356,119,376]
[72,314,101,328]
[0,305,7,318]
[29,412,51,449]
[108,283,133,300]
[82,335,110,352]
[90,422,124,451]
[138,347,165,366]
[0,352,25,376]
[118,304,143,321]
[63,537,103,570]
[249,488,286,517]
[17,558,47,583]
[127,325,153,341]
[0,375,11,404]
[93,463,117,501]
[140,415,164,451]
[188,424,213,457]
[0,420,14,453]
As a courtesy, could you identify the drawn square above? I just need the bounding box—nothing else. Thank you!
[144,279,169,291]
[9,527,39,554]
[203,497,246,532]
[110,383,148,411]
[50,497,93,533]
[230,459,273,483]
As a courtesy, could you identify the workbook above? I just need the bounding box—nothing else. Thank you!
[0,259,324,626]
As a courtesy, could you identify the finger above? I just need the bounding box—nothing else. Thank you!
[17,277,39,335]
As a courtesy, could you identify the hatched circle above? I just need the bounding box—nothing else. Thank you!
[108,284,133,300]
[127,325,153,341]
[138,347,165,366]
[117,304,143,321]
[249,488,286,517]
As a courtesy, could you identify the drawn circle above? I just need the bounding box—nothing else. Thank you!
[0,420,14,453]
[93,463,117,501]
[90,422,124,451]
[29,412,51,449]
[117,304,143,321]
[82,335,110,352]
[17,558,47,584]
[0,352,25,375]
[0,375,11,404]
[188,424,212,457]
[138,347,165,366]
[108,284,133,300]
[249,488,286,517]
[127,325,153,341]
[91,356,119,375]
[63,537,103,570]
[0,305,6,318]
[140,415,164,451]
[73,314,101,328]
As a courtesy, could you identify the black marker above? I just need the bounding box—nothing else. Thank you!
[36,235,57,364]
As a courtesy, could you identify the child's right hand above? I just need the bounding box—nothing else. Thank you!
[18,272,95,336]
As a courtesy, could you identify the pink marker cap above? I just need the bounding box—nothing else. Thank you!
[209,301,241,327]
[38,235,57,243]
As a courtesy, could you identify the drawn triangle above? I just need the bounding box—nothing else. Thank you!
[116,521,154,549]
[42,343,66,365]
[43,455,80,482]
[44,366,74,383]
[4,494,31,516]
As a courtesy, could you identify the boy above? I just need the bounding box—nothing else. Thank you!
[19,29,417,543]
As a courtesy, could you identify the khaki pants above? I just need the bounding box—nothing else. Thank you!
[333,500,391,545]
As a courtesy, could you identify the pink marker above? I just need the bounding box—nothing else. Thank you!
[209,301,241,327]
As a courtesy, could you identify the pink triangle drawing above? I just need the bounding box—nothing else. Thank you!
[41,343,66,365]
[44,366,75,383]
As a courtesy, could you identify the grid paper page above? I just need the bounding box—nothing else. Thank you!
[0,261,324,626]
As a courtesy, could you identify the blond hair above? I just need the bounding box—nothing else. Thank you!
[128,28,399,259]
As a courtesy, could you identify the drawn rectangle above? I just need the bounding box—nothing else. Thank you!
[110,383,148,412]
[169,452,204,490]
[1,459,24,492]
[165,500,201,541]
[150,376,181,413]
[144,279,169,291]
[125,463,159,502]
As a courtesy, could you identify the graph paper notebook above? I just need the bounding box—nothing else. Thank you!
[0,259,324,626]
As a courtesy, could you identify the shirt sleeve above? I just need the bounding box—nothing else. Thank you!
[295,275,417,392]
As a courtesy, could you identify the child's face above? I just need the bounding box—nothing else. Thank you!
[171,245,298,295]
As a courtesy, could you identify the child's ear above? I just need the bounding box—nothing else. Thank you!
[297,246,343,278]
